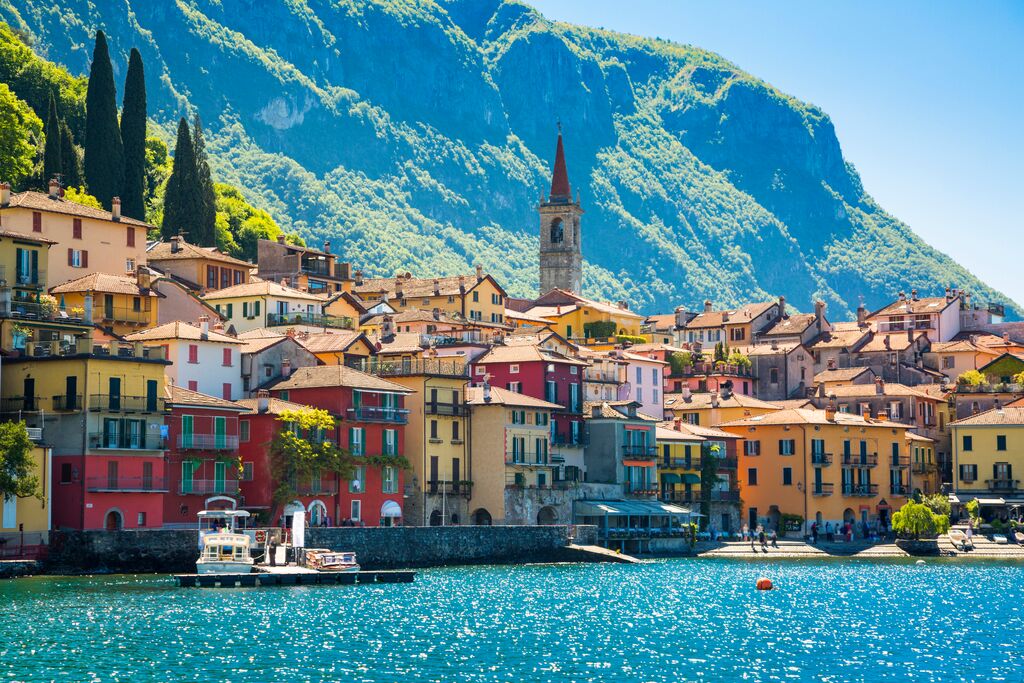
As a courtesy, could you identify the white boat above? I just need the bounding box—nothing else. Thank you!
[305,548,360,572]
[949,529,973,550]
[197,533,255,574]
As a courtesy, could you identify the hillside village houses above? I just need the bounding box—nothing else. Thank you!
[3,127,1024,554]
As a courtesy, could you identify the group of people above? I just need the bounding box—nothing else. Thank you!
[741,524,778,552]
[809,520,886,544]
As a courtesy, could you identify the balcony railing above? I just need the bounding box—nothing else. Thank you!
[98,306,152,325]
[664,457,700,469]
[507,452,557,467]
[0,265,46,288]
[296,480,339,495]
[911,461,934,474]
[811,452,833,466]
[622,445,658,459]
[552,432,587,447]
[176,434,240,451]
[300,261,334,277]
[51,394,83,411]
[661,490,700,504]
[812,483,835,496]
[86,476,168,492]
[710,490,740,503]
[352,357,469,379]
[346,406,409,424]
[426,480,472,497]
[668,362,753,378]
[267,312,352,329]
[841,453,878,468]
[890,484,911,496]
[0,396,42,413]
[88,433,166,451]
[987,479,1020,492]
[625,486,659,497]
[889,456,910,468]
[179,479,240,495]
[842,483,879,497]
[956,382,1024,394]
[425,402,468,417]
[89,394,167,413]
[716,456,738,470]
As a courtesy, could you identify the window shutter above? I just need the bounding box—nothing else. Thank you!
[254,300,260,316]
[67,248,73,266]
[82,251,88,268]
[778,439,784,454]
[126,227,135,247]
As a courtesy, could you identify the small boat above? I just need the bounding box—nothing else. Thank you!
[197,533,255,574]
[305,548,360,572]
[949,529,973,550]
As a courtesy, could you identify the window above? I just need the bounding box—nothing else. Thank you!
[769,367,779,384]
[429,420,438,440]
[509,364,520,374]
[511,410,526,425]
[779,439,795,456]
[997,435,1007,451]
[962,435,973,452]
[451,422,460,441]
[207,266,218,289]
[181,461,196,493]
[472,291,479,302]
[959,464,978,482]
[506,381,521,393]
[652,368,659,384]
[350,500,362,522]
[350,466,366,493]
[536,412,549,426]
[241,462,254,481]
[188,345,199,364]
[68,249,86,268]
[221,268,231,289]
[637,388,643,403]
[126,227,135,247]
[349,427,365,455]
[32,211,42,232]
[72,218,82,239]
[570,366,578,375]
[126,258,136,273]
[476,366,486,375]
[747,468,758,485]
[636,367,642,384]
[383,429,398,455]
[782,467,792,485]
[60,463,73,483]
[222,348,233,366]
[382,466,398,494]
[240,421,250,442]
[942,356,955,370]
[137,512,147,527]
[744,440,761,456]
[187,380,198,391]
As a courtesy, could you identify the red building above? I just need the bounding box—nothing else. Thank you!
[162,385,248,527]
[472,343,588,445]
[264,365,412,527]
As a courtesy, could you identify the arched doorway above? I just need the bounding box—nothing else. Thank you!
[537,506,558,525]
[472,508,492,526]
[380,500,402,527]
[308,500,329,527]
[282,500,304,529]
[450,513,460,526]
[767,505,781,532]
[429,510,442,527]
[104,509,123,531]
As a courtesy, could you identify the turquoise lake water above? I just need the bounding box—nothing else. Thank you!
[1,559,1021,682]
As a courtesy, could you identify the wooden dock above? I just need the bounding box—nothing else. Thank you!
[174,568,416,588]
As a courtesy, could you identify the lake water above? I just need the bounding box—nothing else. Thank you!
[1,559,1021,682]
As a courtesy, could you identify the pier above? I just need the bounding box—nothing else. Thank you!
[175,567,417,588]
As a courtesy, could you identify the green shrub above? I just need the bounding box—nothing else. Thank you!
[583,320,617,339]
[957,370,985,386]
[892,500,950,539]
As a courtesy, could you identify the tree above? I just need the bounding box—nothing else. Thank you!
[119,48,147,220]
[668,351,693,375]
[59,120,82,188]
[957,370,985,387]
[920,492,951,518]
[698,442,722,530]
[0,422,42,501]
[214,182,302,261]
[161,118,201,240]
[143,136,171,225]
[891,500,950,540]
[727,350,752,370]
[63,186,103,210]
[43,92,62,183]
[192,116,217,246]
[83,30,124,209]
[0,83,42,187]
[268,409,354,524]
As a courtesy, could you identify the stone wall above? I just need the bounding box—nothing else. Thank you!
[41,525,598,574]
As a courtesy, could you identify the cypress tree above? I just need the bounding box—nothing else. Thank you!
[119,47,146,220]
[161,117,201,240]
[192,115,217,246]
[43,93,62,184]
[59,121,82,189]
[84,30,124,209]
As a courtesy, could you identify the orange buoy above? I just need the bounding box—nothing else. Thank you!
[756,577,774,591]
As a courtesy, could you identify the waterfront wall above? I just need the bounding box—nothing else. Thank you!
[41,525,598,574]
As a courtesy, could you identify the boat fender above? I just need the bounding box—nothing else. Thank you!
[916,559,925,565]
[756,577,773,591]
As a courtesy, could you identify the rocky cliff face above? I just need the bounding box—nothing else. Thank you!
[2,0,1015,317]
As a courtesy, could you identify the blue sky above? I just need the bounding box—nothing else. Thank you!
[530,0,1024,306]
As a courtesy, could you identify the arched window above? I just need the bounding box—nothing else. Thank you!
[550,218,564,244]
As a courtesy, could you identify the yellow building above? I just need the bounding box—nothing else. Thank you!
[0,184,152,288]
[50,270,160,337]
[295,330,377,366]
[719,408,914,537]
[146,235,253,293]
[908,432,940,495]
[466,385,563,525]
[0,439,52,539]
[656,425,704,505]
[524,289,644,343]
[950,405,1024,519]
[663,391,781,427]
[0,227,56,309]
[202,279,343,334]
[351,268,508,326]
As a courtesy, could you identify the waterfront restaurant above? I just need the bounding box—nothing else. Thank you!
[573,499,697,555]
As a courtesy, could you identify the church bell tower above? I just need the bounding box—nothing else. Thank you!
[538,127,583,295]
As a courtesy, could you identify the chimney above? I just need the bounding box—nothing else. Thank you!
[111,196,121,221]
[674,306,690,328]
[323,240,331,254]
[382,313,395,340]
[771,338,779,350]
[1003,332,1010,344]
[48,178,61,199]
[898,291,906,302]
[170,235,181,254]
[862,406,871,421]
[475,264,483,282]
[433,278,440,296]
[711,393,720,408]
[483,379,492,403]
[137,267,152,291]
[814,299,826,321]
[354,270,363,286]
[722,310,730,323]
[911,289,918,301]
[277,235,286,244]
[199,315,210,339]
[704,300,712,313]
[257,389,270,413]
[816,382,826,398]
[883,335,891,350]
[212,320,225,333]
[945,287,952,302]
[618,300,629,311]
[281,357,292,377]
[83,294,93,323]
[681,387,692,402]
[432,308,440,321]
[778,295,786,316]
[458,275,466,293]
[857,301,868,327]
[394,277,404,299]
[875,378,884,395]
[827,358,836,371]
[0,182,9,207]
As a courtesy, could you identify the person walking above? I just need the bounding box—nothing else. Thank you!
[825,522,834,543]
[770,529,779,548]
[811,522,819,544]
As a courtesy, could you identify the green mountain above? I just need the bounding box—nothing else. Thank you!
[2,0,1016,318]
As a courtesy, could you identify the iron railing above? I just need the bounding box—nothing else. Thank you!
[890,484,911,496]
[267,312,352,329]
[842,483,879,497]
[88,433,166,451]
[179,479,240,495]
[425,402,468,416]
[353,357,469,378]
[841,453,878,467]
[811,452,833,466]
[88,394,167,413]
[176,434,240,450]
[51,394,83,411]
[506,451,557,466]
[426,481,472,497]
[710,490,740,503]
[812,483,835,496]
[86,476,168,492]
[987,478,1020,492]
[622,445,658,459]
[346,406,409,424]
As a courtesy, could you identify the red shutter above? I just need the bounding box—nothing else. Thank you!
[72,219,82,239]
[33,212,42,232]
[222,383,232,400]
[126,227,135,247]
[82,250,88,268]
[223,348,232,366]
[67,248,73,266]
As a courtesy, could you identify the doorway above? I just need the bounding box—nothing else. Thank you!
[104,509,123,531]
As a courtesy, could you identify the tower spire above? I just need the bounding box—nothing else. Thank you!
[549,126,571,200]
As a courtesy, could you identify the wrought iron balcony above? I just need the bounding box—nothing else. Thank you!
[346,406,409,424]
[812,483,835,496]
[506,452,557,467]
[0,265,46,288]
[552,432,587,447]
[716,456,738,470]
[811,452,833,466]
[426,480,472,497]
[664,457,699,469]
[176,434,240,451]
[890,484,911,496]
[841,453,878,468]
[622,445,658,459]
[911,461,935,474]
[267,312,352,329]
[86,476,168,493]
[842,483,879,497]
[353,357,469,378]
[0,396,42,412]
[889,456,910,468]
[710,490,740,503]
[88,394,167,413]
[51,394,83,411]
[987,478,1020,493]
[179,479,240,495]
[660,490,700,504]
[425,402,468,416]
[88,432,166,451]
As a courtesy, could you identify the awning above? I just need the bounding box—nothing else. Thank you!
[623,459,655,467]
[380,500,402,518]
[977,498,1006,506]
[681,473,701,484]
[574,500,694,516]
[661,473,681,484]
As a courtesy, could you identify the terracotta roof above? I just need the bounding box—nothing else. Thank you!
[353,273,504,299]
[236,396,316,416]
[823,383,938,401]
[813,367,874,383]
[871,295,956,317]
[147,239,252,267]
[238,335,288,354]
[270,365,412,393]
[2,190,153,228]
[906,432,936,442]
[857,332,923,353]
[644,314,676,330]
[664,392,781,411]
[164,384,247,411]
[465,385,562,409]
[769,398,815,410]
[125,321,240,344]
[806,327,870,350]
[760,313,818,337]
[295,331,367,354]
[746,342,803,356]
[373,332,427,355]
[950,405,1024,426]
[718,408,909,429]
[683,302,776,330]
[626,342,689,354]
[362,309,463,326]
[660,421,741,440]
[505,308,554,324]
[237,328,287,340]
[929,340,988,354]
[0,228,57,245]
[584,400,660,421]
[614,351,669,365]
[50,272,159,297]
[202,279,323,302]
[527,289,644,320]
[655,425,705,442]
[476,343,589,367]
[549,131,571,199]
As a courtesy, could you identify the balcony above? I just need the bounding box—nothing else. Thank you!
[842,483,879,497]
[664,457,700,469]
[88,433,166,451]
[353,357,469,379]
[0,265,46,289]
[552,432,587,447]
[267,312,352,329]
[176,434,240,451]
[661,490,700,505]
[89,394,167,413]
[986,479,1020,493]
[890,484,911,496]
[624,485,659,497]
[425,402,468,417]
[889,456,910,468]
[179,479,240,495]
[812,483,835,496]
[622,445,658,459]
[0,396,42,413]
[346,406,409,424]
[426,480,472,497]
[841,453,878,468]
[86,476,168,493]
[710,490,740,503]
[507,452,558,467]
[811,452,833,466]
[584,370,625,384]
[955,382,1024,394]
[98,306,152,325]
[716,456,738,470]
[668,361,753,379]
[300,260,334,277]
[51,394,83,412]
[911,461,935,474]
[296,480,339,496]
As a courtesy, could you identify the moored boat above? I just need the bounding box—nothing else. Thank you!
[197,533,255,574]
[305,549,360,572]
